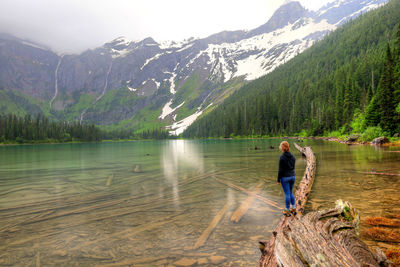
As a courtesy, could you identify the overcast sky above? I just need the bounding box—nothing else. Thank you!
[0,0,333,54]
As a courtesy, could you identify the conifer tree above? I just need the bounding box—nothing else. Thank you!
[393,23,400,131]
[378,43,396,134]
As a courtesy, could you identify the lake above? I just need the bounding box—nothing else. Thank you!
[0,139,399,266]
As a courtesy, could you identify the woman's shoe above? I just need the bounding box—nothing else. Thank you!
[283,210,291,217]
[290,208,297,216]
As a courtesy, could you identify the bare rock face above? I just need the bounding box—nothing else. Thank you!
[371,136,389,145]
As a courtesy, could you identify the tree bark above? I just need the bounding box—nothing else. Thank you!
[257,143,390,267]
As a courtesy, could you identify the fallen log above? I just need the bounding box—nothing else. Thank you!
[272,200,390,266]
[258,143,390,266]
[231,182,264,223]
[293,143,316,215]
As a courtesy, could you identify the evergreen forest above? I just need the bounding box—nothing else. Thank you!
[0,113,171,144]
[0,114,102,143]
[183,0,400,139]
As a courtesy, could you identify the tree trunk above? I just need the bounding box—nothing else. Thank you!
[257,143,390,267]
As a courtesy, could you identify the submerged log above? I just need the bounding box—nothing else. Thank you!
[360,171,400,177]
[106,174,114,186]
[193,203,230,249]
[212,177,281,209]
[231,182,264,223]
[258,143,389,266]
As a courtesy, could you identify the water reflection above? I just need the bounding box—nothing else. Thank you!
[161,140,205,206]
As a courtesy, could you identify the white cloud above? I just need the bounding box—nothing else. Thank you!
[0,0,334,53]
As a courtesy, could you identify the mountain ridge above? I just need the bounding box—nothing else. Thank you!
[0,0,388,135]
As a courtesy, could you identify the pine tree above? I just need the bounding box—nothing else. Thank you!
[393,23,400,131]
[378,43,396,134]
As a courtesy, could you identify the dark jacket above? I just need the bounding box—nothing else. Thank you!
[277,152,296,183]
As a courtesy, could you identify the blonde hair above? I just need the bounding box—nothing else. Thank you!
[279,141,290,152]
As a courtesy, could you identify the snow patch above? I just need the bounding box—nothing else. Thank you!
[152,78,160,89]
[166,110,203,136]
[164,71,177,94]
[110,48,131,58]
[159,100,185,120]
[113,36,133,46]
[176,43,194,52]
[158,38,196,50]
[334,3,384,25]
[21,41,47,50]
[224,18,335,80]
[140,53,164,70]
[167,103,213,136]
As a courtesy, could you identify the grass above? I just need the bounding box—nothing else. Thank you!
[0,89,52,118]
[60,92,96,121]
[100,103,165,133]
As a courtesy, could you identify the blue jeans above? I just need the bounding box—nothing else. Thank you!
[281,176,296,210]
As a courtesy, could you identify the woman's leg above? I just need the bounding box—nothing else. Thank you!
[280,177,291,210]
[288,176,296,208]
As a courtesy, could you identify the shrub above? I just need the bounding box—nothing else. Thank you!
[350,109,366,134]
[15,137,24,144]
[360,126,386,141]
[325,130,342,138]
[295,129,308,137]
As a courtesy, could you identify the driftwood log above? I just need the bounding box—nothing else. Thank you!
[258,143,390,267]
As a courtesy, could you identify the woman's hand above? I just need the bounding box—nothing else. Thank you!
[277,182,281,185]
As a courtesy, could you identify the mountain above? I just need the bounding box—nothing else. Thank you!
[0,0,388,135]
[182,0,400,138]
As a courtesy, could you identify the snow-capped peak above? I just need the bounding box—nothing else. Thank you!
[157,37,197,50]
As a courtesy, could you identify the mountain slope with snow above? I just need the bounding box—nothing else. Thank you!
[0,0,388,134]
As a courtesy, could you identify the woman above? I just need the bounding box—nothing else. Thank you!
[277,141,296,217]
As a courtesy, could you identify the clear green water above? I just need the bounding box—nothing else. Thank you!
[0,139,399,266]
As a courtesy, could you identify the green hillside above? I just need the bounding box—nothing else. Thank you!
[183,0,400,139]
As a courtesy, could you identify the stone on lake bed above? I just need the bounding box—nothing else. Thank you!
[196,258,208,265]
[238,250,246,256]
[134,165,143,173]
[209,255,226,264]
[53,250,67,257]
[250,235,264,241]
[174,258,196,267]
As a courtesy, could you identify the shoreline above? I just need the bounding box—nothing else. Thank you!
[294,136,400,147]
[2,136,399,147]
[0,138,171,146]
